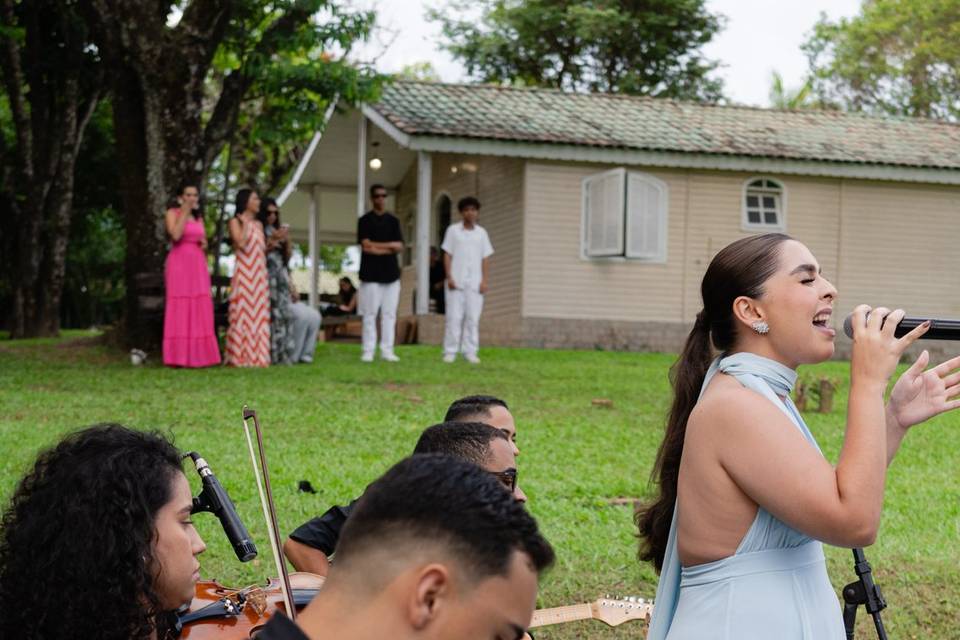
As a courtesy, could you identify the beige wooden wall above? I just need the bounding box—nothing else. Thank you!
[394,153,525,321]
[523,161,960,323]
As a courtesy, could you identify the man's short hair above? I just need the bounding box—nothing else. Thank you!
[457,196,480,211]
[444,395,509,423]
[369,183,386,197]
[413,421,507,466]
[335,454,554,583]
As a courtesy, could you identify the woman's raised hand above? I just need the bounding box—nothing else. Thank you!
[849,305,929,387]
[888,351,960,430]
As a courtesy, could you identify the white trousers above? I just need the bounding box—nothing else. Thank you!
[359,280,400,357]
[443,287,484,357]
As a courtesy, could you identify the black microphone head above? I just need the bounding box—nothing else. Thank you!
[235,540,258,562]
[843,314,855,339]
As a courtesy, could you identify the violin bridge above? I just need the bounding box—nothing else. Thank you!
[241,586,268,617]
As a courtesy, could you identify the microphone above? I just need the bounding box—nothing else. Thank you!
[187,452,258,562]
[842,314,960,341]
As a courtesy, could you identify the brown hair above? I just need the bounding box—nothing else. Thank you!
[636,233,792,571]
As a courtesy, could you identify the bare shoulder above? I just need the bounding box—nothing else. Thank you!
[690,374,792,438]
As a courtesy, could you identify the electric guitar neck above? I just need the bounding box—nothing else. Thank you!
[529,596,653,629]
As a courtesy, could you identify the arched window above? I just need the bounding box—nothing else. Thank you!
[742,178,786,231]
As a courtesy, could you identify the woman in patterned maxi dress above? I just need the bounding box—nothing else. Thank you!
[258,197,294,364]
[225,189,270,367]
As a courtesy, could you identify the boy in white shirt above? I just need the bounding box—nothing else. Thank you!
[441,196,493,363]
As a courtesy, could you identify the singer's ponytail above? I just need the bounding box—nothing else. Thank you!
[637,233,791,571]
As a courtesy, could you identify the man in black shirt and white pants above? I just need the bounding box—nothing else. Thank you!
[356,184,403,362]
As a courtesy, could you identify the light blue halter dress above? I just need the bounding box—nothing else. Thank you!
[647,353,845,640]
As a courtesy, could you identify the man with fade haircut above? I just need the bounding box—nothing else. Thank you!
[284,422,522,576]
[444,394,520,455]
[258,454,555,640]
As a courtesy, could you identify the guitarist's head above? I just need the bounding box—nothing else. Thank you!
[294,454,554,639]
[413,422,523,503]
[445,395,519,455]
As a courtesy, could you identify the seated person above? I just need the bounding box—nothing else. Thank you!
[256,453,554,640]
[284,421,519,576]
[288,279,321,364]
[323,277,358,316]
[0,424,207,640]
[444,394,520,455]
[322,277,359,341]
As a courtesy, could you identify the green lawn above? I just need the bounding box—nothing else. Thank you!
[1,333,958,639]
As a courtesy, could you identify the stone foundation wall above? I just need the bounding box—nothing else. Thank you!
[518,317,691,352]
[417,313,525,348]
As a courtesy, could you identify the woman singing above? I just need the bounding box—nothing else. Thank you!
[640,233,960,639]
[0,425,206,640]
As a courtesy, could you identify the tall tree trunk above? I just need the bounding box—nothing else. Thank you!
[0,0,100,338]
[83,0,231,348]
[110,67,172,348]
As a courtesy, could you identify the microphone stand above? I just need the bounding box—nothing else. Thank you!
[842,547,887,640]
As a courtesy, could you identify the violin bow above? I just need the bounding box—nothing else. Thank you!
[241,406,297,620]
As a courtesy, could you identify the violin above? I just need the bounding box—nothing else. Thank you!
[176,572,325,638]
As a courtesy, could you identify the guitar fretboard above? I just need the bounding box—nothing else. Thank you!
[529,603,594,628]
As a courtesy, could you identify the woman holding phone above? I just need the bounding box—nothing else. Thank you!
[258,197,294,364]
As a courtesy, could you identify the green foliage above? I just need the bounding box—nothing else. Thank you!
[768,70,818,110]
[3,339,960,638]
[62,207,126,328]
[396,62,442,82]
[803,0,960,120]
[61,100,124,329]
[318,244,348,271]
[215,0,383,194]
[428,0,725,101]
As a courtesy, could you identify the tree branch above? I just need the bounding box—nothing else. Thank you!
[175,0,231,71]
[201,1,316,163]
[72,84,104,161]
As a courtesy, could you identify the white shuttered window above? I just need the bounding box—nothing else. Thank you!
[582,168,667,262]
[582,168,625,257]
[625,172,667,261]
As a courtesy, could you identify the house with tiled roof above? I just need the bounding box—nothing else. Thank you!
[279,80,960,351]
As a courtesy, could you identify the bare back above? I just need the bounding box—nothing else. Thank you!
[676,373,775,566]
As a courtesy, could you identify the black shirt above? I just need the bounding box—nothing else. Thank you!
[357,211,403,283]
[289,500,357,556]
[254,612,310,640]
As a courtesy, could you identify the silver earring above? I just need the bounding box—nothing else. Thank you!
[752,321,769,335]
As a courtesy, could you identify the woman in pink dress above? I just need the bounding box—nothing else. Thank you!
[225,188,270,367]
[162,183,221,367]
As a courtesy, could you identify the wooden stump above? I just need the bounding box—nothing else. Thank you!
[818,379,835,413]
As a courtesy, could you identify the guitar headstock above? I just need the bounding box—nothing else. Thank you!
[591,595,654,627]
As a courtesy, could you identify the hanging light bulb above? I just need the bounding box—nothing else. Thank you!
[368,141,382,171]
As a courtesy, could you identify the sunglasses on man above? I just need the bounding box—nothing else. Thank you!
[490,468,518,493]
